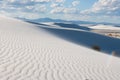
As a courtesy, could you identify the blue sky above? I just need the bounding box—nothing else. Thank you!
[0,0,120,23]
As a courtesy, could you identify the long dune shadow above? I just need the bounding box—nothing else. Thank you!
[54,23,91,30]
[40,26,120,56]
[26,21,120,56]
[26,21,48,26]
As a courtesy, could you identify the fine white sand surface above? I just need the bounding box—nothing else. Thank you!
[0,15,120,80]
[90,24,120,30]
[89,24,120,39]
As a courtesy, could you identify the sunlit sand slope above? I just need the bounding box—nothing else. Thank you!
[0,15,120,80]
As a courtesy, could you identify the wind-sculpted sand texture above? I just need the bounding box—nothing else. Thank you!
[0,15,120,80]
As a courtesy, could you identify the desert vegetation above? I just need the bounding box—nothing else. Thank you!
[105,33,120,38]
[92,45,101,51]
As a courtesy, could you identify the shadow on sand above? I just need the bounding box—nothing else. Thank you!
[54,23,91,30]
[27,21,120,56]
[40,26,120,56]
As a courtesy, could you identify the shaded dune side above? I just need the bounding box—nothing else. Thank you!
[54,23,91,30]
[40,26,120,55]
[0,17,120,80]
[28,21,120,55]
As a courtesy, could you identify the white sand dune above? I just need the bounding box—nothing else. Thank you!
[0,15,120,80]
[90,24,120,30]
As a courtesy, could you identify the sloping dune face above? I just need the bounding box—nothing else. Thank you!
[0,15,120,80]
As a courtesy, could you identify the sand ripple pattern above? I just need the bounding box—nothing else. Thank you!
[0,17,120,80]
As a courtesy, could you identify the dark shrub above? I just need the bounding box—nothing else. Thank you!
[92,45,101,51]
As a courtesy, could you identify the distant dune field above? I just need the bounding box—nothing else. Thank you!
[90,25,120,39]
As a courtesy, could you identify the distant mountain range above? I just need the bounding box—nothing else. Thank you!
[22,17,97,24]
[17,17,120,26]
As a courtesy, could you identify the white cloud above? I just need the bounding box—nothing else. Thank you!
[0,10,41,19]
[50,3,59,8]
[72,1,80,6]
[0,0,119,23]
[82,0,120,16]
[50,7,64,14]
[6,0,51,4]
[33,4,47,12]
[32,0,50,2]
[63,8,78,14]
[50,6,79,14]
[8,0,16,3]
[54,0,65,3]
